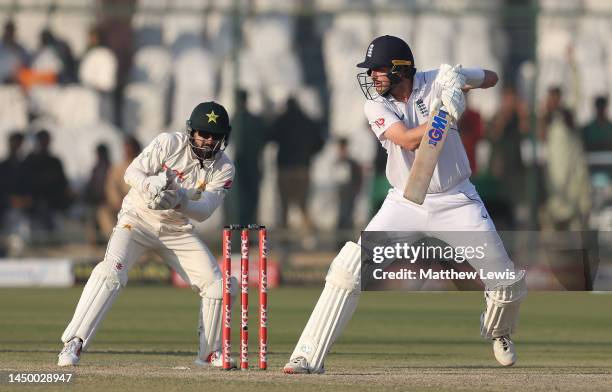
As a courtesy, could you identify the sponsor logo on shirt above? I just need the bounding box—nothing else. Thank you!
[374,118,385,127]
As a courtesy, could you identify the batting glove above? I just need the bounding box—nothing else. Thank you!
[435,63,467,90]
[440,85,466,120]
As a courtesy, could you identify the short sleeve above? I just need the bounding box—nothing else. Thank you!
[363,100,402,140]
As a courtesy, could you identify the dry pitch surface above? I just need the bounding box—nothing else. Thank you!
[0,287,610,391]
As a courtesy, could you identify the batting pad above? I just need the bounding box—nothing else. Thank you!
[198,277,237,360]
[290,241,362,371]
[480,270,527,339]
[61,262,125,350]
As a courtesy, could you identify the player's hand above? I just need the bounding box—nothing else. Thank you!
[435,63,467,90]
[143,168,172,201]
[440,84,465,120]
[147,188,188,210]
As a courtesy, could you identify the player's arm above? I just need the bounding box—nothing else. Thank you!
[435,65,498,91]
[124,133,173,198]
[365,100,427,151]
[462,68,498,90]
[175,163,235,222]
[383,122,429,151]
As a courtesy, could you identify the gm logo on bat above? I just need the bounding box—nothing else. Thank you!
[428,109,449,146]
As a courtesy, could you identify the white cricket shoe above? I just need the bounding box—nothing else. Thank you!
[283,357,324,374]
[493,335,517,366]
[194,350,237,369]
[57,338,82,367]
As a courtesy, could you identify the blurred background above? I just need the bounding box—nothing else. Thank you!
[0,0,611,289]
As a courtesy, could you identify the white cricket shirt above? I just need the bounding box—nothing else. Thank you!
[364,69,471,195]
[122,131,234,232]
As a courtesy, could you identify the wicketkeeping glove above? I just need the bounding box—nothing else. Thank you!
[147,188,188,210]
[142,168,172,201]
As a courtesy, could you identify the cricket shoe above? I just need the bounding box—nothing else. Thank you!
[57,337,82,366]
[283,357,324,374]
[493,335,517,366]
[194,351,237,369]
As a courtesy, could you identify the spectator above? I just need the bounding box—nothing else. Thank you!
[488,85,530,212]
[18,28,77,89]
[226,90,267,225]
[103,136,141,236]
[0,20,30,83]
[458,94,484,174]
[21,130,73,232]
[2,20,29,65]
[268,96,325,231]
[581,96,612,152]
[334,138,362,231]
[537,86,591,230]
[369,143,391,216]
[83,143,112,245]
[0,132,28,224]
[79,25,117,93]
[36,29,78,84]
[85,26,103,53]
[97,0,136,127]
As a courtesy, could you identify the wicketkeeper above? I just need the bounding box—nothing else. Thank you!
[283,35,526,374]
[58,102,238,368]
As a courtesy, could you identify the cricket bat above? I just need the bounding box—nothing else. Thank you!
[403,98,455,204]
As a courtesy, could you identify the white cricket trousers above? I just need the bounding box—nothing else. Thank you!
[364,180,516,288]
[60,211,221,349]
[103,213,221,290]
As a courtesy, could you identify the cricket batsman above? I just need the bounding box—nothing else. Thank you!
[58,102,238,368]
[283,35,527,374]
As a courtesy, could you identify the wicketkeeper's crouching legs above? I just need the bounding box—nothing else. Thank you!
[196,277,238,365]
[58,221,152,366]
[61,222,147,352]
[61,261,126,350]
[285,242,362,373]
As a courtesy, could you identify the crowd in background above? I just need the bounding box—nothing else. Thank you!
[1,2,612,257]
[2,82,611,252]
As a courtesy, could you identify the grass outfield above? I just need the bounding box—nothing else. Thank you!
[0,287,611,391]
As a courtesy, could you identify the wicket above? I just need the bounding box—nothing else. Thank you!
[222,224,268,370]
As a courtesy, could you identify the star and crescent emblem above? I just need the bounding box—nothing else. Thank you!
[206,110,219,124]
